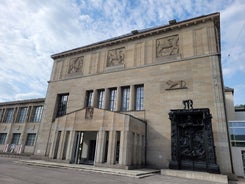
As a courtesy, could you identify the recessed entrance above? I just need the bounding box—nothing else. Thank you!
[71,131,97,165]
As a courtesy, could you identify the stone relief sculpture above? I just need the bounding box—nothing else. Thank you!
[166,80,187,90]
[156,35,179,57]
[107,47,125,67]
[68,56,83,74]
[85,107,94,119]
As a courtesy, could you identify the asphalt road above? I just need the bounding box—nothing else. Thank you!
[0,157,240,184]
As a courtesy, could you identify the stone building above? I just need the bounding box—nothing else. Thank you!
[33,12,233,174]
[225,87,245,177]
[0,98,44,154]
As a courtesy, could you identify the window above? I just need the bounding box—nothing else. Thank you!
[25,133,36,146]
[135,85,144,110]
[97,89,105,109]
[86,91,94,107]
[0,133,7,144]
[4,108,14,123]
[11,133,21,144]
[109,88,117,111]
[121,87,130,111]
[0,109,3,122]
[31,106,43,122]
[16,107,28,123]
[229,121,245,147]
[56,94,69,117]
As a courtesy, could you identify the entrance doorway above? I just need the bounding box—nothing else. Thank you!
[71,131,97,165]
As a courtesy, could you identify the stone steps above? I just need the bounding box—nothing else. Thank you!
[15,160,159,178]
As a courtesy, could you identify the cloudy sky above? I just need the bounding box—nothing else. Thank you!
[0,0,244,105]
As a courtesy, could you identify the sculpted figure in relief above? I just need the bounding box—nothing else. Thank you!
[156,35,179,57]
[107,48,125,67]
[68,56,83,74]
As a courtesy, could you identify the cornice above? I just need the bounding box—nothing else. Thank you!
[51,12,220,60]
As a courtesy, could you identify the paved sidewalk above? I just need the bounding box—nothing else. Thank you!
[13,159,245,184]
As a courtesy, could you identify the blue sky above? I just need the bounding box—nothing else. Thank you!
[0,0,244,105]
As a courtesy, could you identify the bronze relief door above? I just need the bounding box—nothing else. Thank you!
[169,108,220,173]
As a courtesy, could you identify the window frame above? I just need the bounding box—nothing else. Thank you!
[109,88,117,111]
[25,133,36,146]
[86,90,94,107]
[121,86,130,111]
[16,107,28,123]
[31,106,43,122]
[135,85,144,111]
[56,93,69,117]
[4,108,14,123]
[0,133,7,144]
[97,89,105,109]
[11,133,21,145]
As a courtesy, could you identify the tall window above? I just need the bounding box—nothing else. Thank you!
[0,133,7,144]
[4,108,14,123]
[0,109,3,122]
[135,85,144,110]
[109,88,117,111]
[31,106,43,122]
[16,107,28,123]
[86,91,94,107]
[56,94,69,117]
[97,89,105,109]
[11,133,21,144]
[121,87,130,111]
[26,133,36,146]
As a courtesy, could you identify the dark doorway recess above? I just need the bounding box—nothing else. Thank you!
[169,105,220,173]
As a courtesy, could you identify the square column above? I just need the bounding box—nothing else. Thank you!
[95,130,106,163]
[107,130,116,164]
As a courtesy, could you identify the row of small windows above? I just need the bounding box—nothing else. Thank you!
[0,106,43,123]
[56,85,144,117]
[0,133,36,146]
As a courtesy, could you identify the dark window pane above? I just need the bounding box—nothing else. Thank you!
[56,94,69,117]
[97,90,105,109]
[109,88,117,111]
[135,85,144,110]
[16,107,28,123]
[0,133,7,144]
[121,87,130,111]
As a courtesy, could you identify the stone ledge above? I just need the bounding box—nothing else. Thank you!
[161,169,228,184]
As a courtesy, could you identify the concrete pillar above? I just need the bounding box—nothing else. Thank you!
[95,130,106,163]
[138,134,142,166]
[133,133,138,166]
[141,135,145,165]
[67,130,75,161]
[57,131,65,160]
[129,85,135,111]
[107,130,116,165]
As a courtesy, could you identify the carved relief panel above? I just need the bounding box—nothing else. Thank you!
[68,56,84,74]
[106,47,125,67]
[156,35,179,57]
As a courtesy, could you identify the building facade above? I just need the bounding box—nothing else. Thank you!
[225,87,245,177]
[32,12,233,174]
[0,98,44,154]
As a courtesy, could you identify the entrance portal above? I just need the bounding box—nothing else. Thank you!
[169,101,219,173]
[71,131,97,165]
